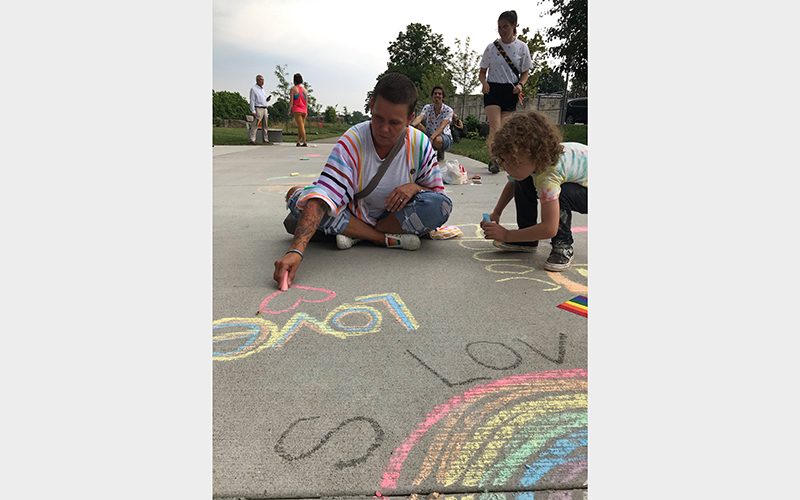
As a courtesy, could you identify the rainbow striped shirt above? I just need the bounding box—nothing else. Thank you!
[296,122,444,225]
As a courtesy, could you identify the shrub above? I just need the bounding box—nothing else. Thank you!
[463,114,481,133]
[324,106,338,123]
[268,100,290,125]
[213,90,251,120]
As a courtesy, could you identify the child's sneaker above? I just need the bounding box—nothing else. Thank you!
[385,233,420,251]
[336,234,362,250]
[493,240,538,253]
[543,245,574,271]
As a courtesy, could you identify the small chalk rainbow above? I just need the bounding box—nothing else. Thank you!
[379,370,587,490]
[557,296,587,318]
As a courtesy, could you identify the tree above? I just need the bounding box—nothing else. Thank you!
[212,90,250,120]
[386,23,450,86]
[538,0,588,110]
[419,65,456,113]
[517,28,549,103]
[324,105,338,123]
[267,99,289,125]
[341,106,369,125]
[272,64,292,108]
[304,82,322,117]
[351,110,369,124]
[569,73,587,98]
[366,23,451,112]
[537,66,567,94]
[450,37,481,118]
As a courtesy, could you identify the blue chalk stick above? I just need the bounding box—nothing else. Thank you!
[483,213,491,223]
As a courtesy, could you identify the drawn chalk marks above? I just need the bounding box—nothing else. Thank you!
[213,292,419,361]
[258,285,337,315]
[452,223,587,292]
[379,370,588,491]
[407,336,567,388]
[275,416,384,469]
[257,174,317,193]
[392,491,584,500]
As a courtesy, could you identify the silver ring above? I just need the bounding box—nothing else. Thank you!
[399,199,404,203]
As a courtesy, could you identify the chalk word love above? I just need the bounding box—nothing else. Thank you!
[213,293,419,361]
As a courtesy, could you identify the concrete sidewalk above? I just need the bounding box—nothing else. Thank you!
[213,139,588,499]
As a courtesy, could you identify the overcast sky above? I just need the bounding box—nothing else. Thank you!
[213,1,557,114]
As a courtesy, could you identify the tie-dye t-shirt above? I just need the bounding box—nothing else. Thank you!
[507,143,588,203]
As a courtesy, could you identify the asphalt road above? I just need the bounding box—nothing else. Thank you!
[213,138,589,500]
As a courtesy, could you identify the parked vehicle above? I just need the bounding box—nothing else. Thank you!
[565,97,587,125]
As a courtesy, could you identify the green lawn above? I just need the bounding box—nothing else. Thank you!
[450,124,587,164]
[213,122,352,145]
[213,123,588,167]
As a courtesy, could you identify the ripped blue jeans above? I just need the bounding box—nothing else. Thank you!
[287,190,453,236]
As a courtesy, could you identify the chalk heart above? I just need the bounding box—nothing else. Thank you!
[259,285,336,314]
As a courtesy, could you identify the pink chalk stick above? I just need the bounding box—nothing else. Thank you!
[280,271,289,291]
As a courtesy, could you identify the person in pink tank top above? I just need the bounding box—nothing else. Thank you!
[289,73,308,147]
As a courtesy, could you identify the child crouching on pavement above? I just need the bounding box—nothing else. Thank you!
[480,110,588,271]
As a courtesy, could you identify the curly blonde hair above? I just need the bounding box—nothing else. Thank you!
[490,110,564,172]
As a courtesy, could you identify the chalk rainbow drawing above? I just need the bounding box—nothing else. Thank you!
[379,370,587,491]
[412,494,579,500]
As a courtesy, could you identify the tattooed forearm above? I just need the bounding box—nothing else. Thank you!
[291,198,327,250]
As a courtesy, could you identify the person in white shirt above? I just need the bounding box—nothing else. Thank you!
[479,10,532,173]
[411,86,453,161]
[248,75,271,144]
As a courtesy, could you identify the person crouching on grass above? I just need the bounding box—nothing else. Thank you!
[480,110,588,271]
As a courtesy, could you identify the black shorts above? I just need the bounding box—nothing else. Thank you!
[483,82,519,112]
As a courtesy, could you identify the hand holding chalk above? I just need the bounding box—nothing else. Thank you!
[482,213,498,243]
[280,271,289,291]
[275,249,302,289]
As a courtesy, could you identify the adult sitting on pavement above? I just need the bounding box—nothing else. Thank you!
[273,72,453,287]
[411,86,453,161]
[248,74,271,144]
